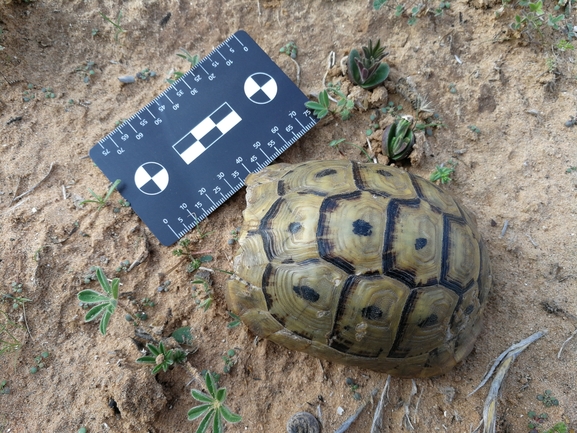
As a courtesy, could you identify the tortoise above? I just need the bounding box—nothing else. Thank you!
[225,160,491,378]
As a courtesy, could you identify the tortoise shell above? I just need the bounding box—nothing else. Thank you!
[226,160,491,378]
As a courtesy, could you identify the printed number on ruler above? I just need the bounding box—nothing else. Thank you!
[90,30,318,246]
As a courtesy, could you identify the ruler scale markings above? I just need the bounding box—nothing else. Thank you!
[89,30,318,246]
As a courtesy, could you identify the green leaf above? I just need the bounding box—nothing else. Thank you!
[347,49,362,85]
[216,387,227,403]
[99,310,112,335]
[147,343,162,356]
[318,90,329,108]
[195,410,215,433]
[199,255,213,263]
[360,63,390,89]
[373,0,388,9]
[213,410,223,433]
[205,371,217,397]
[95,267,112,295]
[77,289,111,304]
[110,278,120,300]
[172,326,193,344]
[304,101,326,111]
[220,405,242,423]
[84,303,109,322]
[188,403,212,421]
[135,355,157,364]
[152,364,165,375]
[192,389,215,404]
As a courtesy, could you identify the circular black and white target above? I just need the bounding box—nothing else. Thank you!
[244,72,277,104]
[134,162,169,195]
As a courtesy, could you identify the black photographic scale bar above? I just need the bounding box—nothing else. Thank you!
[90,31,318,245]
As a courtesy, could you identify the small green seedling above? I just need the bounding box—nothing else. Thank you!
[279,41,298,59]
[434,1,451,16]
[100,11,126,42]
[328,138,373,163]
[382,116,415,162]
[381,101,404,116]
[172,238,214,273]
[468,125,481,134]
[42,87,56,99]
[0,379,9,394]
[80,179,121,211]
[556,39,574,51]
[537,390,559,407]
[30,351,50,374]
[136,68,156,80]
[373,0,388,10]
[222,349,238,374]
[136,341,187,374]
[227,312,242,329]
[3,283,31,311]
[345,377,362,401]
[77,267,119,335]
[348,39,389,90]
[167,48,200,84]
[172,326,194,345]
[305,87,354,121]
[191,278,213,311]
[430,160,457,184]
[188,371,242,433]
[0,311,22,356]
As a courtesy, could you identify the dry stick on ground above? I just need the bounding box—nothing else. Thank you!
[12,161,55,203]
[558,328,577,359]
[468,330,547,433]
[370,375,391,433]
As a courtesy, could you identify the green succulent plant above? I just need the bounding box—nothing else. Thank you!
[382,116,415,161]
[347,39,390,89]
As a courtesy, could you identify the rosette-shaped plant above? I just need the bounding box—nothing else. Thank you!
[382,115,415,161]
[347,39,390,90]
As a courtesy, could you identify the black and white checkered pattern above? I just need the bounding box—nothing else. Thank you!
[173,102,242,165]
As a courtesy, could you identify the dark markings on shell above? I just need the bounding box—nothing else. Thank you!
[362,305,383,320]
[281,258,294,264]
[409,173,444,214]
[423,347,440,368]
[387,289,419,358]
[261,263,274,311]
[415,237,428,250]
[440,214,471,295]
[329,275,356,349]
[382,198,422,287]
[315,168,337,178]
[464,304,474,315]
[418,313,438,327]
[297,189,328,197]
[258,198,285,262]
[288,222,302,234]
[277,180,286,196]
[377,169,393,177]
[352,219,373,236]
[351,160,363,190]
[317,192,363,275]
[293,285,320,302]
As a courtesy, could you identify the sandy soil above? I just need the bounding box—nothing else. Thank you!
[0,0,576,432]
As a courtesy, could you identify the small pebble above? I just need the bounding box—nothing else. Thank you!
[118,75,135,84]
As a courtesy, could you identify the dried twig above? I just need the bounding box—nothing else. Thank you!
[558,328,577,359]
[499,220,509,238]
[468,330,547,433]
[12,162,55,202]
[370,376,391,433]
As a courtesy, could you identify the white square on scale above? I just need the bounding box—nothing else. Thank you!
[180,141,206,165]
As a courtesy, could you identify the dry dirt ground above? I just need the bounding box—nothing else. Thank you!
[0,0,576,432]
